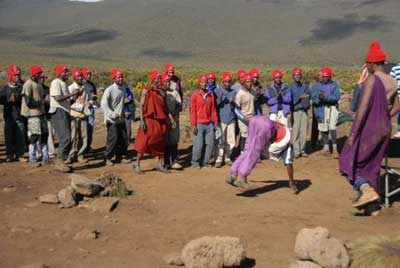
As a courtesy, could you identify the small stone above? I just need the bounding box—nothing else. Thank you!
[70,174,102,197]
[3,185,16,193]
[82,197,119,213]
[309,238,350,268]
[39,194,59,204]
[289,260,322,268]
[20,263,49,268]
[164,252,184,266]
[294,227,330,260]
[181,236,246,268]
[73,229,99,240]
[57,187,77,208]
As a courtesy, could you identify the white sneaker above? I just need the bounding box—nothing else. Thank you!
[393,132,400,139]
[171,162,183,170]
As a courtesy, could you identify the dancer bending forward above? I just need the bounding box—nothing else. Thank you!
[227,113,297,193]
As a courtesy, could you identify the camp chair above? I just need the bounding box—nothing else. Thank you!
[382,139,400,208]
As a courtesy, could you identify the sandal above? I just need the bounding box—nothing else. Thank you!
[156,165,170,173]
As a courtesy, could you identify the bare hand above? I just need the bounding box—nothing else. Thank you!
[171,119,177,129]
[191,125,198,135]
[319,92,325,100]
[140,121,147,132]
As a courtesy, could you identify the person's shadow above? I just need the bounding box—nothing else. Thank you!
[237,179,312,197]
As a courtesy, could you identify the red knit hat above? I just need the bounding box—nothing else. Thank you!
[207,73,216,80]
[81,68,91,79]
[292,67,302,75]
[148,70,161,84]
[221,71,232,82]
[320,67,333,77]
[54,65,68,78]
[29,64,43,77]
[249,68,260,77]
[7,67,16,82]
[236,69,246,80]
[243,73,252,82]
[365,41,386,63]
[71,68,82,80]
[164,64,174,73]
[110,68,123,80]
[272,69,283,78]
[197,74,207,85]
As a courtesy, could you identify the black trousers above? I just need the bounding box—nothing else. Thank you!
[104,121,128,160]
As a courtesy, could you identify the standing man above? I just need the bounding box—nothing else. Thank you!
[390,62,400,138]
[68,69,91,163]
[81,68,97,150]
[0,65,26,162]
[264,69,292,126]
[190,74,218,168]
[340,41,399,214]
[311,67,341,158]
[214,71,237,167]
[101,68,129,166]
[49,65,76,172]
[133,70,169,173]
[249,68,264,115]
[235,73,255,151]
[289,67,311,158]
[20,65,48,167]
[163,73,182,170]
[207,73,218,93]
[232,69,246,93]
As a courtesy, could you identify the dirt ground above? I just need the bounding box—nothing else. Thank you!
[0,113,400,268]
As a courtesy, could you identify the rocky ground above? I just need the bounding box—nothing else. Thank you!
[0,113,400,268]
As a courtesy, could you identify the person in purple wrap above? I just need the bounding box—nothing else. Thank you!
[264,69,292,126]
[227,111,298,193]
[339,41,400,215]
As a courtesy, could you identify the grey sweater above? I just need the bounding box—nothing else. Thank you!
[101,83,126,124]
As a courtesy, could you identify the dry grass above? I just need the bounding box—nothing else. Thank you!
[349,235,400,268]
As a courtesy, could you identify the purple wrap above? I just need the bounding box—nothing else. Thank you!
[231,116,274,178]
[339,75,391,190]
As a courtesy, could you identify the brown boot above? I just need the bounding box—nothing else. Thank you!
[352,184,379,208]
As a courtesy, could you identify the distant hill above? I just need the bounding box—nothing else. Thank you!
[0,0,399,68]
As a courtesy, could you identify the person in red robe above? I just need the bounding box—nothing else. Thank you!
[133,70,169,174]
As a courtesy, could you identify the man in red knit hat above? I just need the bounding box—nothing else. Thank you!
[340,41,400,215]
[133,70,169,173]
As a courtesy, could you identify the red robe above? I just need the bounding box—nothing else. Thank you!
[134,87,168,157]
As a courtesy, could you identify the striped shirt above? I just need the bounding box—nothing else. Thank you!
[390,64,400,96]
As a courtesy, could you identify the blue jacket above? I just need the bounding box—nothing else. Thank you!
[288,82,311,111]
[350,84,362,112]
[214,86,237,124]
[311,81,340,122]
[263,83,292,116]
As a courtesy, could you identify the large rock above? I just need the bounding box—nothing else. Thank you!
[289,260,322,268]
[70,174,102,197]
[57,187,77,208]
[39,194,59,204]
[294,227,330,260]
[181,236,246,268]
[309,238,350,268]
[164,252,184,266]
[82,197,120,213]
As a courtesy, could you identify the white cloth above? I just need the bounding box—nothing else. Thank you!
[270,110,289,126]
[318,106,339,132]
[269,125,291,160]
[49,78,70,113]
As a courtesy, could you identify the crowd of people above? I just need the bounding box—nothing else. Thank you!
[1,41,400,214]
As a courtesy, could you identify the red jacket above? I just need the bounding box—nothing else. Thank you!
[190,90,218,125]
